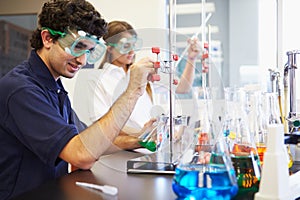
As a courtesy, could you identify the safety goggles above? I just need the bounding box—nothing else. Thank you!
[44,27,106,64]
[106,36,142,54]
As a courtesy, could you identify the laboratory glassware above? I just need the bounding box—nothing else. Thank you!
[244,88,267,166]
[262,92,293,168]
[172,87,238,200]
[223,87,261,198]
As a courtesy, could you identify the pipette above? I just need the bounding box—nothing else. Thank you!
[75,181,118,196]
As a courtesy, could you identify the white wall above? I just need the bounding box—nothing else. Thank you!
[229,0,259,87]
[87,0,167,29]
[283,0,300,102]
[87,0,169,66]
[259,0,300,101]
[258,0,276,92]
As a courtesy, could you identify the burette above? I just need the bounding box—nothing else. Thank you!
[199,0,213,139]
[168,0,176,151]
[175,0,211,95]
[167,0,211,152]
[201,0,209,99]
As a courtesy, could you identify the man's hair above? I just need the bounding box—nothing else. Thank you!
[30,0,107,50]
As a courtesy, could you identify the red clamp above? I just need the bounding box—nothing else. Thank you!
[204,42,209,49]
[152,47,160,54]
[202,43,209,60]
[173,79,178,85]
[202,53,209,59]
[172,54,179,61]
[152,74,161,81]
[154,62,160,69]
[151,47,161,82]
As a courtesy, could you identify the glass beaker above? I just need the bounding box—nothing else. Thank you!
[172,112,238,199]
[223,87,261,198]
[138,115,168,152]
[139,114,192,153]
[155,114,169,151]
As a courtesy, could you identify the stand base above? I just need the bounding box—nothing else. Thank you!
[284,132,300,145]
[127,150,181,174]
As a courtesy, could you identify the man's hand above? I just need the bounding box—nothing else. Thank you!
[138,118,157,136]
[127,57,155,97]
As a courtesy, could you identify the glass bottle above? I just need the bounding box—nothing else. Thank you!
[262,92,293,168]
[223,87,261,199]
[172,98,238,200]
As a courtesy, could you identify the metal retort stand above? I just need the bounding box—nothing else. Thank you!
[127,0,179,174]
[283,50,300,144]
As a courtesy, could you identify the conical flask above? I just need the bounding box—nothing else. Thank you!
[172,104,238,199]
[223,87,261,198]
[243,87,267,166]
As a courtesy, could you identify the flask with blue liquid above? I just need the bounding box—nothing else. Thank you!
[172,113,239,200]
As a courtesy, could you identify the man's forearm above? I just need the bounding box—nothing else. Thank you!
[61,57,155,168]
[79,89,141,159]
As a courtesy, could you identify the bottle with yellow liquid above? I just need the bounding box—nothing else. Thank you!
[261,92,293,168]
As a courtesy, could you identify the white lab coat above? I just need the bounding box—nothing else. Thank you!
[73,63,153,133]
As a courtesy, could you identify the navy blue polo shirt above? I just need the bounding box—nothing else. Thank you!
[0,51,80,199]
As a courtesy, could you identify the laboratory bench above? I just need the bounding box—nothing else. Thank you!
[12,150,177,200]
[12,150,300,200]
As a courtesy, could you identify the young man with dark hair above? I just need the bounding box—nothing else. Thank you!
[0,0,155,199]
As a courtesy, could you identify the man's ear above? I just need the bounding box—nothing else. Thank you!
[40,30,54,49]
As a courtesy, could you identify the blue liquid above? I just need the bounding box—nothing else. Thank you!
[172,164,238,200]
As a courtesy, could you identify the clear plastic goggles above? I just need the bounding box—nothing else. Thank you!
[44,27,106,64]
[107,36,142,54]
